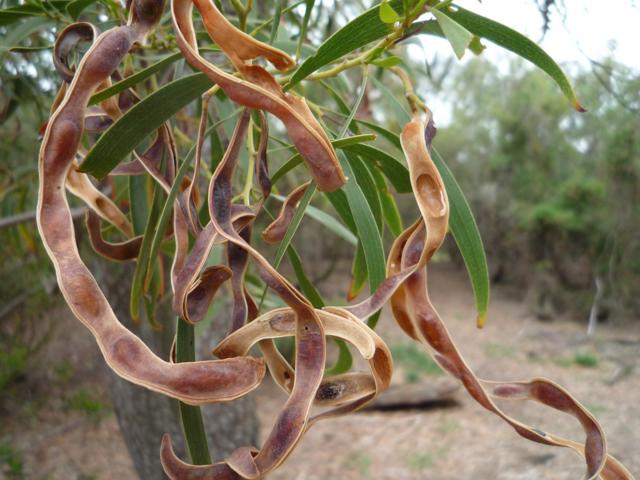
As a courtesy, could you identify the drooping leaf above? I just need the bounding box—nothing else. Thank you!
[432,147,490,327]
[296,0,315,58]
[80,73,214,178]
[176,318,212,464]
[271,182,317,272]
[338,151,386,299]
[446,5,584,110]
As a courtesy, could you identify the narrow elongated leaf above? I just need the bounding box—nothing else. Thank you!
[287,247,324,308]
[370,165,403,236]
[89,52,182,105]
[430,7,473,59]
[447,5,584,110]
[296,0,315,58]
[269,0,285,44]
[272,194,357,245]
[80,73,214,178]
[346,124,490,326]
[287,244,353,376]
[345,152,383,230]
[432,147,490,327]
[356,119,402,149]
[128,174,149,235]
[343,143,411,193]
[176,318,212,464]
[130,181,164,320]
[286,0,404,89]
[272,183,317,271]
[338,152,386,297]
[0,17,50,48]
[348,242,367,300]
[270,133,376,185]
[0,11,35,26]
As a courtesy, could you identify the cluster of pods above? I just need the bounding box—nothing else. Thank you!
[36,0,633,478]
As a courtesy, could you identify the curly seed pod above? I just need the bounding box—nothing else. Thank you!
[171,0,345,192]
[38,0,266,406]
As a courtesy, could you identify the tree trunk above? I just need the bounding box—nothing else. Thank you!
[97,261,258,480]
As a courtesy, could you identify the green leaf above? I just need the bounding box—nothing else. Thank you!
[338,151,386,307]
[128,174,149,235]
[272,183,317,272]
[176,318,212,464]
[432,147,490,327]
[80,73,214,178]
[342,143,411,193]
[89,52,182,105]
[356,119,402,149]
[144,109,243,288]
[287,247,324,308]
[272,194,357,245]
[370,165,403,236]
[269,0,285,44]
[296,0,315,59]
[371,76,412,123]
[345,152,383,230]
[8,45,52,52]
[285,0,404,89]
[0,11,35,27]
[372,55,403,68]
[344,123,490,326]
[349,242,367,299]
[446,5,584,110]
[130,180,164,320]
[270,133,376,185]
[325,338,353,375]
[0,17,50,49]
[379,0,400,24]
[430,6,473,59]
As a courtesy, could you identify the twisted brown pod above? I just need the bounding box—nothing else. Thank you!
[37,0,265,406]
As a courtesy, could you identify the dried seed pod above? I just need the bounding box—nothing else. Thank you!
[261,181,311,244]
[66,165,133,237]
[53,22,99,83]
[85,211,142,261]
[193,0,294,72]
[38,0,266,406]
[171,0,345,192]
[385,114,630,480]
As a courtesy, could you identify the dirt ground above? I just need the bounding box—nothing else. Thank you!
[2,263,639,479]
